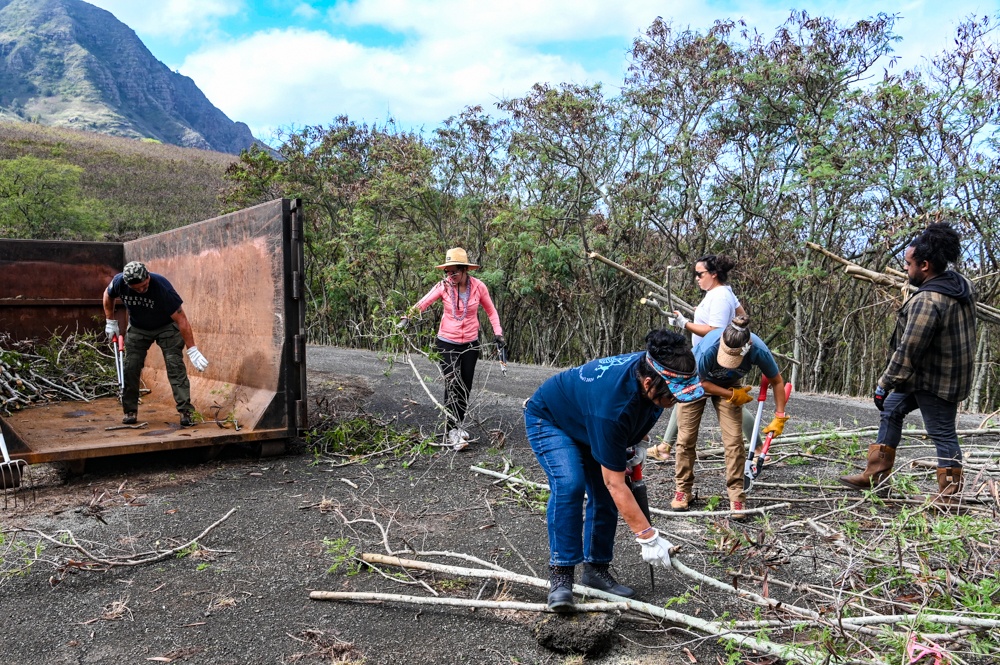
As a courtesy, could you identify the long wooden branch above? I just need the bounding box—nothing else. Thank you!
[470,466,790,519]
[309,590,629,613]
[358,553,837,665]
[588,252,695,315]
[805,242,1000,325]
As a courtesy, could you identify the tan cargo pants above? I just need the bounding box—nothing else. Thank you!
[674,396,746,504]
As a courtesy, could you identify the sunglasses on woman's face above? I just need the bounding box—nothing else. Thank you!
[694,270,707,278]
[445,268,464,275]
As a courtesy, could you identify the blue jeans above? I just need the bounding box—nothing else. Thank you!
[879,390,962,467]
[524,411,617,567]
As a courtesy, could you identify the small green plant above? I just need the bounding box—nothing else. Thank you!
[307,414,434,462]
[958,573,1000,613]
[705,495,722,511]
[436,578,469,592]
[323,537,361,575]
[663,588,694,608]
[174,542,200,558]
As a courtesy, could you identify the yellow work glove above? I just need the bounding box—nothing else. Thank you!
[726,386,753,407]
[762,415,790,437]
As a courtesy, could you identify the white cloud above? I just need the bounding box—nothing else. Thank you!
[329,0,679,43]
[98,0,997,140]
[86,0,244,38]
[179,27,597,137]
[292,3,321,20]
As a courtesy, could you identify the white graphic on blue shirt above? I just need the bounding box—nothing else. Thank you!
[577,352,641,383]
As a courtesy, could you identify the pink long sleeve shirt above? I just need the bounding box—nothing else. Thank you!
[414,276,503,344]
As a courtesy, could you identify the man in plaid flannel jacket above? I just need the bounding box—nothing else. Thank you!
[840,222,976,508]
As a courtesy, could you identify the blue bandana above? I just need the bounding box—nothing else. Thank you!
[645,353,705,402]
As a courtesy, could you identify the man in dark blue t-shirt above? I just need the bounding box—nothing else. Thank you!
[103,261,209,427]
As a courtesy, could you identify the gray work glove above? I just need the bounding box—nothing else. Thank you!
[668,311,688,330]
[105,319,120,338]
[626,445,646,471]
[637,528,673,568]
[186,346,209,372]
[396,317,411,331]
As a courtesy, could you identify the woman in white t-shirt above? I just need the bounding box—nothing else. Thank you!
[647,254,758,462]
[675,255,744,346]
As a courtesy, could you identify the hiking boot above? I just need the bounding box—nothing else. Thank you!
[581,563,635,598]
[179,412,194,427]
[122,412,137,425]
[933,467,966,513]
[840,444,896,491]
[670,490,691,511]
[730,500,747,520]
[547,565,575,611]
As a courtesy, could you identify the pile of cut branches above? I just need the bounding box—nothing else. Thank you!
[0,331,118,415]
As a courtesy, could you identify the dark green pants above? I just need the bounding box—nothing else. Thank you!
[123,322,192,415]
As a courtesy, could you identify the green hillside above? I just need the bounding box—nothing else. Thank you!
[0,120,236,240]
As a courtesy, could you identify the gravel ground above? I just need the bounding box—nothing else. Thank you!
[0,345,993,665]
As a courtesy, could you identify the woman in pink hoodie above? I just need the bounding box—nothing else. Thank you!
[404,248,504,448]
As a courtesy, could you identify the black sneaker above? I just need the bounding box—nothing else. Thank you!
[547,565,575,611]
[179,412,194,427]
[122,412,137,425]
[580,563,635,598]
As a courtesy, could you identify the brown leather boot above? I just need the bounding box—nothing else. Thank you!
[839,444,896,491]
[934,467,965,512]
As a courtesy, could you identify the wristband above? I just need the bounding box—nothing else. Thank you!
[635,526,654,538]
[775,412,786,417]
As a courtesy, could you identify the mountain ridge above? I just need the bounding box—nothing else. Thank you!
[0,0,258,154]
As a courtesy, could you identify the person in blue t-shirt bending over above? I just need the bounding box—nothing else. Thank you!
[102,261,209,427]
[523,329,704,611]
[672,315,789,516]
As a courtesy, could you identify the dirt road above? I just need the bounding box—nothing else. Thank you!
[0,345,990,664]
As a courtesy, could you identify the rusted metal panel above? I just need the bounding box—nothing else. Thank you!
[0,199,306,463]
[0,240,123,339]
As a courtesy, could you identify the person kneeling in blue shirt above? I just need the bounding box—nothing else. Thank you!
[523,329,703,611]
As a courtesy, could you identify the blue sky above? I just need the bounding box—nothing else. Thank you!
[86,0,999,144]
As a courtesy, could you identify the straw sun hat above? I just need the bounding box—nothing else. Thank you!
[717,333,752,369]
[435,247,480,270]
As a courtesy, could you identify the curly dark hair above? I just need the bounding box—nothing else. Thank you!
[636,329,696,399]
[910,222,961,274]
[695,254,737,284]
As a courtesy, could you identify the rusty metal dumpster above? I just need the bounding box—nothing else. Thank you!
[0,198,306,466]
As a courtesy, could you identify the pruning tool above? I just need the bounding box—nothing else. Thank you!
[111,333,125,401]
[498,341,508,378]
[625,444,655,590]
[743,376,793,492]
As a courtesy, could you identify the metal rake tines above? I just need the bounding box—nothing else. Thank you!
[1,459,33,509]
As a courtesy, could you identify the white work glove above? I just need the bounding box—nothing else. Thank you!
[637,528,673,568]
[668,311,689,330]
[105,319,119,338]
[186,346,209,372]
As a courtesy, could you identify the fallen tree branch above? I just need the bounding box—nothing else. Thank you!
[471,466,791,519]
[587,252,695,315]
[360,553,841,665]
[12,507,237,568]
[309,590,629,613]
